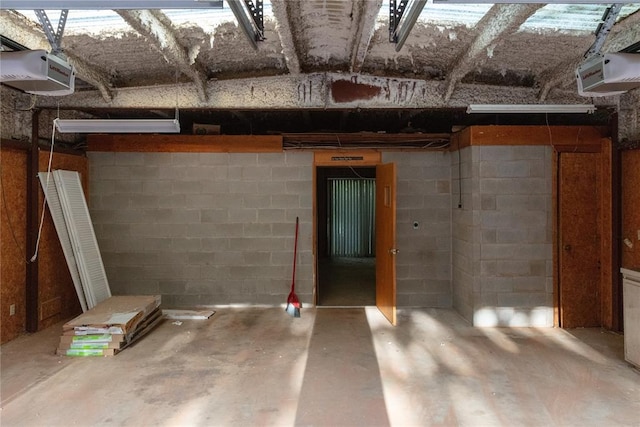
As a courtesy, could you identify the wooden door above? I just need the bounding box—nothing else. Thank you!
[375,163,397,325]
[559,152,601,328]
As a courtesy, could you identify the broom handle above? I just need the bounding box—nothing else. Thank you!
[291,217,299,292]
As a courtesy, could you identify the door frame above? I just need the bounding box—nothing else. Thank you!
[552,139,615,328]
[312,151,382,306]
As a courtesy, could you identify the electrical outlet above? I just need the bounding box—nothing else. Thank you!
[9,304,15,316]
[637,229,640,241]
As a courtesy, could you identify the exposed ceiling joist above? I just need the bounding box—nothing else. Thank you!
[443,3,543,102]
[0,10,113,102]
[349,0,382,73]
[34,72,590,111]
[64,52,114,101]
[270,0,301,74]
[0,11,53,52]
[602,9,640,52]
[116,9,208,102]
[537,57,582,102]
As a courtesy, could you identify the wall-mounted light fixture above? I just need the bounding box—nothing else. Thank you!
[54,117,181,134]
[466,104,596,114]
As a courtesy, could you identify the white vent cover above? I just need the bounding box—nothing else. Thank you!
[39,172,88,312]
[51,170,111,308]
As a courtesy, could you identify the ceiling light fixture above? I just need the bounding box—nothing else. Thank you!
[54,117,180,133]
[466,104,596,114]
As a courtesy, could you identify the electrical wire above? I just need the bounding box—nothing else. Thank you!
[13,94,38,111]
[29,120,56,263]
[335,134,369,179]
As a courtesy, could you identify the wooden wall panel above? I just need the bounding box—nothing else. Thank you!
[87,134,282,153]
[1,147,27,343]
[600,139,614,329]
[37,151,87,330]
[469,126,608,147]
[621,149,640,269]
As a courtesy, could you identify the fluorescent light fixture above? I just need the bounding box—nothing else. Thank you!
[466,104,596,114]
[54,118,181,133]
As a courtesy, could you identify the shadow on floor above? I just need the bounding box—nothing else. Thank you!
[2,307,639,426]
[295,308,390,426]
[318,257,375,306]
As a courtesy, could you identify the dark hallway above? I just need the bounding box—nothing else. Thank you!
[317,257,375,306]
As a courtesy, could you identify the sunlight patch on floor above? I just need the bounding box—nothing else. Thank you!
[479,328,522,354]
[546,330,610,365]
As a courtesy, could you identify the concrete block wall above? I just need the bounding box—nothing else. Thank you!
[88,151,314,308]
[383,152,452,307]
[451,147,475,323]
[452,145,553,327]
[88,146,550,317]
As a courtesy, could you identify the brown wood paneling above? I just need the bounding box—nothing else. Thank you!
[26,119,39,332]
[600,139,614,329]
[87,134,283,152]
[451,128,471,150]
[0,147,28,343]
[375,162,397,326]
[285,132,450,150]
[470,126,608,146]
[552,151,559,327]
[621,149,640,269]
[558,152,601,328]
[37,151,87,330]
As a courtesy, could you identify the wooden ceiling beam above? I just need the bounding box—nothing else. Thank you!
[443,4,543,102]
[349,0,383,73]
[116,9,208,101]
[270,0,301,74]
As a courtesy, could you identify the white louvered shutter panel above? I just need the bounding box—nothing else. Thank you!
[39,172,89,312]
[53,170,111,308]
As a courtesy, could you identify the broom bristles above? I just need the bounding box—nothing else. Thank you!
[286,303,300,317]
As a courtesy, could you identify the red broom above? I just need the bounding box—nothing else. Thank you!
[286,217,301,317]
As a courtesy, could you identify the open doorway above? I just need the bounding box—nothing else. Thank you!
[316,167,376,306]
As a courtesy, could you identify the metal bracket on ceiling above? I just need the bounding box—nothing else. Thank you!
[227,0,264,50]
[34,9,68,55]
[244,0,264,41]
[389,0,408,43]
[389,0,427,52]
[584,4,623,58]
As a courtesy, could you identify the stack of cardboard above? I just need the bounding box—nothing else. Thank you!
[57,295,162,357]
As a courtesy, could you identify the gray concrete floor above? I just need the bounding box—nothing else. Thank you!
[1,307,639,426]
[318,257,375,306]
